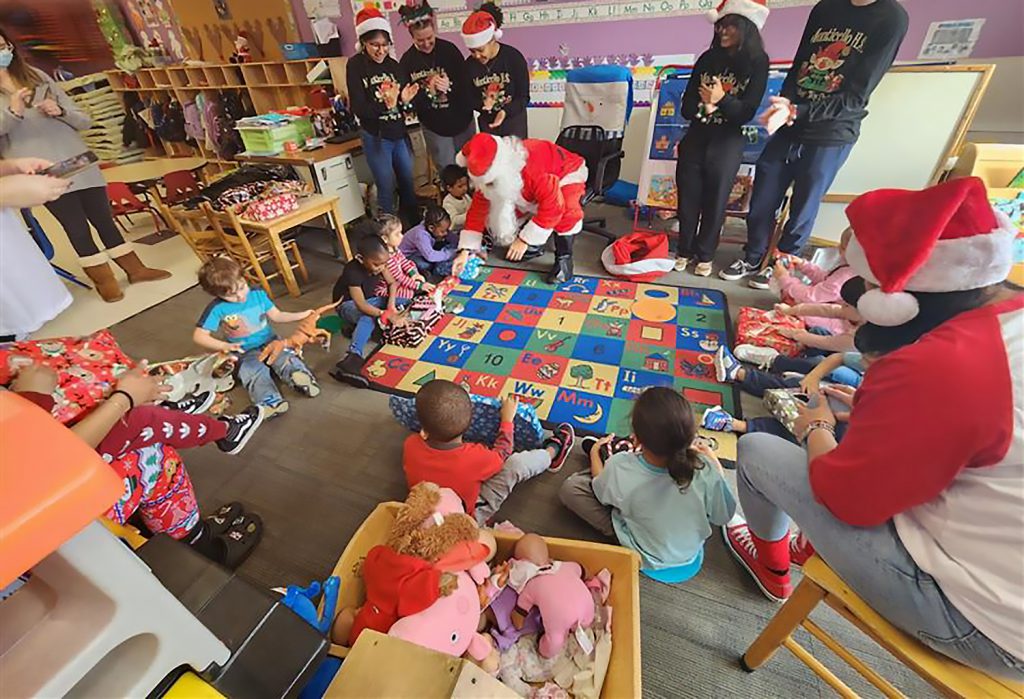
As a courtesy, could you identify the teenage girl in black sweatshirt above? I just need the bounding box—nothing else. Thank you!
[674,8,769,276]
[461,2,530,139]
[346,7,420,219]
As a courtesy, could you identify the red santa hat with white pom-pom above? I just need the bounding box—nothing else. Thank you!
[355,6,391,38]
[461,11,502,49]
[844,176,1016,327]
[706,0,769,30]
[456,133,510,181]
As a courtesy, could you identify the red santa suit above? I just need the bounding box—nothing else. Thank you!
[812,177,1023,663]
[455,134,588,250]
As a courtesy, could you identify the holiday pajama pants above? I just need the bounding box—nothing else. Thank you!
[99,406,226,539]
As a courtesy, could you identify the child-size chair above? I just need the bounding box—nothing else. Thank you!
[107,181,166,234]
[161,169,204,206]
[741,555,1024,698]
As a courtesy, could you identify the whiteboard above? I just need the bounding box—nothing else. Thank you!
[812,66,991,243]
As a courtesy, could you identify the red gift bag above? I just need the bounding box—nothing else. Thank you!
[735,307,806,357]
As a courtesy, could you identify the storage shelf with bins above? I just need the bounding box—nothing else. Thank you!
[105,60,337,174]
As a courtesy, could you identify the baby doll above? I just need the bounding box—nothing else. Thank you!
[510,533,594,658]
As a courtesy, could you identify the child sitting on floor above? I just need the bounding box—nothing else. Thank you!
[194,257,320,418]
[329,233,406,388]
[559,386,736,572]
[763,275,865,355]
[771,228,857,333]
[375,213,435,301]
[403,379,575,525]
[441,164,470,230]
[399,205,459,278]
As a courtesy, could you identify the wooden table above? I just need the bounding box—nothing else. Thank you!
[101,157,207,186]
[216,193,349,297]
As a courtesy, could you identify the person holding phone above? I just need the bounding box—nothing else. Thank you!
[0,157,72,339]
[0,27,170,303]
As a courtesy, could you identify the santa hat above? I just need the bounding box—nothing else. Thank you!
[355,6,391,38]
[818,40,848,62]
[456,133,502,179]
[706,0,769,30]
[461,11,501,49]
[844,176,1016,327]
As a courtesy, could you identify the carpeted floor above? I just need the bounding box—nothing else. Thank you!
[108,207,935,697]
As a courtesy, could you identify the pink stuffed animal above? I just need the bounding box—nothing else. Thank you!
[511,534,594,658]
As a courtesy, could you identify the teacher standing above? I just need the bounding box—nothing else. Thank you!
[461,3,529,139]
[398,0,475,170]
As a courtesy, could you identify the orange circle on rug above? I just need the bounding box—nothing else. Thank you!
[631,298,676,322]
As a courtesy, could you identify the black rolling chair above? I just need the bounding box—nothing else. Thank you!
[555,124,624,242]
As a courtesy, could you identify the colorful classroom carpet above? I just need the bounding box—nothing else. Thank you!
[362,267,740,459]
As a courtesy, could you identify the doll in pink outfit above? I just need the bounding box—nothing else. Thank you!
[510,534,594,658]
[772,228,857,335]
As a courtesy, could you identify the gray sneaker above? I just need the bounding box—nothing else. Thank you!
[719,259,758,281]
[748,267,773,290]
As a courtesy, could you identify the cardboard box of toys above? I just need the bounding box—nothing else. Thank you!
[326,501,642,698]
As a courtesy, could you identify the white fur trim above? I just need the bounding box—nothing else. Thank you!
[706,9,720,23]
[601,246,674,278]
[705,0,769,29]
[462,25,495,49]
[78,251,110,267]
[459,229,484,250]
[847,208,1016,293]
[106,242,134,258]
[857,288,920,327]
[356,16,391,37]
[559,164,589,187]
[473,135,515,183]
[519,220,552,246]
[456,150,467,167]
[555,219,583,236]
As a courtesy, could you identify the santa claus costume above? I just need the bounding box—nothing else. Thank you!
[723,177,1024,679]
[456,133,588,284]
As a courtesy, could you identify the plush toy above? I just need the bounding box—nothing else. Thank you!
[258,301,339,365]
[330,483,492,647]
[230,30,252,63]
[280,576,340,634]
[510,534,594,658]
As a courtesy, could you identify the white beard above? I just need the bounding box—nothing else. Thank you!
[475,139,528,247]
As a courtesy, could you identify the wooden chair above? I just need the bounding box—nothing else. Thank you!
[201,203,308,299]
[158,202,225,262]
[741,555,1024,698]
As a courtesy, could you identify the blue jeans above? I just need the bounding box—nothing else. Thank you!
[743,130,854,265]
[736,433,1024,680]
[237,346,311,407]
[361,130,416,215]
[339,297,387,358]
[740,356,861,398]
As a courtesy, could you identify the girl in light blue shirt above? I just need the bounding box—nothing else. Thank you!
[560,387,736,572]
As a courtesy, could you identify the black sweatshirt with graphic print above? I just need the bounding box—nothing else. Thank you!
[346,52,412,140]
[400,38,474,137]
[780,0,908,145]
[465,43,530,137]
[680,46,769,134]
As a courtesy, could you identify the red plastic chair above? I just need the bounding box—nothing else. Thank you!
[106,182,165,234]
[161,169,203,206]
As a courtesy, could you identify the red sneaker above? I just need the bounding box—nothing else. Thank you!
[545,423,576,472]
[723,523,793,602]
[789,531,815,568]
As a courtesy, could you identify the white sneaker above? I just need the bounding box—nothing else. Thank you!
[733,344,779,369]
[674,257,690,272]
[693,261,713,277]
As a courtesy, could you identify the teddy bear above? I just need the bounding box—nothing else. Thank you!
[331,482,493,647]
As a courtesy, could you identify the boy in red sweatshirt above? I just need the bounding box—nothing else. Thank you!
[403,379,574,525]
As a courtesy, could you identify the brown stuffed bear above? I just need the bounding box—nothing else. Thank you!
[331,482,493,646]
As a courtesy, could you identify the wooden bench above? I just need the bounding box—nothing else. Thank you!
[741,555,1024,698]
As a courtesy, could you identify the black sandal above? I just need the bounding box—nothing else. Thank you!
[205,502,243,537]
[214,512,263,569]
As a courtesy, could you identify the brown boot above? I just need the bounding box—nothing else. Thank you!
[112,250,172,284]
[82,263,124,302]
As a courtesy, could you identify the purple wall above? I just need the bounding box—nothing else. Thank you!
[382,0,1023,63]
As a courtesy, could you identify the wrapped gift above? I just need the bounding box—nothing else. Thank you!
[389,393,544,449]
[0,330,134,424]
[735,306,806,357]
[241,192,299,221]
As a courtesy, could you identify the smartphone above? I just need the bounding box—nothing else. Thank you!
[31,84,51,107]
[40,151,98,179]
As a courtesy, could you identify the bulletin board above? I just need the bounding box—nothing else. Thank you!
[636,67,786,211]
[167,0,299,62]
